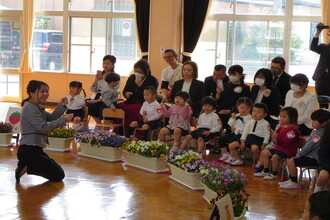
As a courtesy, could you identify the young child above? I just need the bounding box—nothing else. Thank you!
[314,120,330,193]
[255,107,300,180]
[240,103,270,167]
[15,80,73,183]
[218,97,253,165]
[66,81,86,130]
[180,96,221,154]
[158,91,192,151]
[126,86,162,140]
[279,109,330,189]
[301,191,330,220]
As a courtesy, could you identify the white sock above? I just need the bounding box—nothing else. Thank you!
[314,185,323,193]
[72,123,79,130]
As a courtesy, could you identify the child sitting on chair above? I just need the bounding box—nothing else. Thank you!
[180,96,221,155]
[239,103,270,167]
[66,81,86,130]
[219,97,253,166]
[126,86,162,140]
[158,91,192,152]
[255,107,300,180]
[279,109,330,189]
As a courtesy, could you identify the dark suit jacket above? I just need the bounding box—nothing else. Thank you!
[123,74,159,104]
[217,83,250,111]
[250,85,281,116]
[170,79,205,118]
[204,76,229,98]
[274,71,291,106]
[311,37,330,81]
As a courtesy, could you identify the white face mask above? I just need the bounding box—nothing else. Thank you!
[255,78,265,86]
[135,73,144,78]
[229,75,239,83]
[290,84,301,92]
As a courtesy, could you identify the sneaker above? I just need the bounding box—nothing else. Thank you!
[264,173,279,180]
[278,179,291,185]
[219,154,229,161]
[230,160,244,166]
[280,181,298,189]
[224,157,236,164]
[254,170,269,177]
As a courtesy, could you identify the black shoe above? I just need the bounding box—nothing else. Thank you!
[15,165,26,183]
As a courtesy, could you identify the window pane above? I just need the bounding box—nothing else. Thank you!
[289,22,320,84]
[33,16,63,71]
[36,0,63,11]
[70,18,91,73]
[113,0,134,12]
[0,21,21,69]
[233,21,284,82]
[0,74,19,97]
[0,0,22,10]
[91,19,107,73]
[110,18,139,75]
[210,0,233,14]
[70,0,111,11]
[293,0,320,16]
[237,0,285,15]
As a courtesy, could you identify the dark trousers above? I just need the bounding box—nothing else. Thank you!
[17,145,65,182]
[315,73,330,109]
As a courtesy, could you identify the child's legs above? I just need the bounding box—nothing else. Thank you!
[271,154,282,172]
[197,137,205,152]
[73,116,81,123]
[141,124,151,130]
[173,128,183,142]
[287,158,297,177]
[261,149,273,169]
[129,121,139,128]
[228,141,240,159]
[180,135,193,149]
[316,170,330,187]
[158,127,170,142]
[251,144,261,161]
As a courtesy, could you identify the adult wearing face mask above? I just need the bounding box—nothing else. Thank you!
[311,22,330,109]
[285,74,318,136]
[250,68,281,129]
[117,59,159,133]
[270,57,291,106]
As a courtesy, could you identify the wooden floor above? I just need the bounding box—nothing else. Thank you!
[0,102,310,220]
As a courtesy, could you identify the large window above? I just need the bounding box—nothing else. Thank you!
[193,0,321,84]
[33,0,138,74]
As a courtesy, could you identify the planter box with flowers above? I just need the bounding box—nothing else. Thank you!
[122,140,169,173]
[166,150,205,190]
[46,127,76,152]
[199,161,249,219]
[0,122,13,147]
[76,130,127,162]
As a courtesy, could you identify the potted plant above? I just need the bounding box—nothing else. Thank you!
[166,150,205,190]
[0,122,13,147]
[122,140,170,173]
[199,161,249,219]
[75,130,127,162]
[47,127,76,151]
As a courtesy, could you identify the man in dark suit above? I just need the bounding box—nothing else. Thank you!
[270,57,291,106]
[204,64,228,100]
[311,23,330,109]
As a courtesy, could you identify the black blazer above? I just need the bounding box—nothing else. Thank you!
[274,71,291,106]
[250,85,281,116]
[311,37,330,81]
[204,76,229,98]
[123,74,159,104]
[217,83,250,112]
[170,79,205,118]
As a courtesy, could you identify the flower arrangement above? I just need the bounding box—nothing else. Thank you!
[122,140,169,158]
[0,122,13,133]
[75,130,127,148]
[166,150,205,173]
[199,161,249,217]
[48,127,76,138]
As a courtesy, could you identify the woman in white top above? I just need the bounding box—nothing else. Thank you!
[285,73,318,136]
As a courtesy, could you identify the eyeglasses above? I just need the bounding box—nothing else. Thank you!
[163,55,174,59]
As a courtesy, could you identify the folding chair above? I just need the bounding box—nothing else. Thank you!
[67,105,89,129]
[96,108,125,136]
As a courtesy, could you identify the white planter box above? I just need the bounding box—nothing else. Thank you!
[202,184,218,204]
[123,150,168,173]
[168,164,203,190]
[46,137,72,152]
[0,132,13,147]
[78,142,122,162]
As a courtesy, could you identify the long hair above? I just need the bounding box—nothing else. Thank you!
[22,80,49,107]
